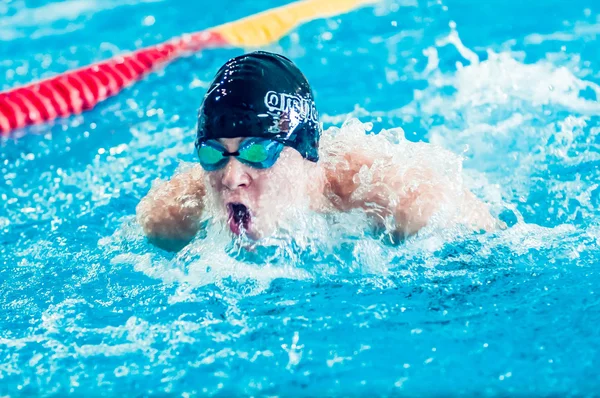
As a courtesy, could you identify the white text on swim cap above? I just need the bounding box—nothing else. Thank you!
[264,91,318,123]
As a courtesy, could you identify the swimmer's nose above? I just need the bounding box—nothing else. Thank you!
[221,158,251,190]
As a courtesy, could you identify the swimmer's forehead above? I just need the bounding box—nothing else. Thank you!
[216,137,242,144]
[215,137,270,144]
[215,137,247,144]
[213,137,259,149]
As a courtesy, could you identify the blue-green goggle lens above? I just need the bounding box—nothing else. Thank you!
[197,138,284,171]
[197,143,229,171]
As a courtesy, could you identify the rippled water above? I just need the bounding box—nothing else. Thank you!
[1,0,600,396]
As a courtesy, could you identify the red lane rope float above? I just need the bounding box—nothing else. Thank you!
[0,32,225,134]
[0,0,375,135]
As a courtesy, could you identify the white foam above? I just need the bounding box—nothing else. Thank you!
[436,26,479,67]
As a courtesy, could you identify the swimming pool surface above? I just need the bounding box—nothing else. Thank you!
[2,0,600,396]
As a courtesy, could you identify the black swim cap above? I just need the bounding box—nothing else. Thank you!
[195,51,321,162]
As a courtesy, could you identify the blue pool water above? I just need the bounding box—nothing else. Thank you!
[2,0,600,395]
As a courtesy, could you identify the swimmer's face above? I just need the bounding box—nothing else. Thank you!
[204,137,316,239]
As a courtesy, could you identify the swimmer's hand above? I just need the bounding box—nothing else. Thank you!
[325,149,499,239]
[136,165,205,251]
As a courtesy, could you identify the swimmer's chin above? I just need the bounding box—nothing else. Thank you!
[229,224,268,241]
[227,217,276,241]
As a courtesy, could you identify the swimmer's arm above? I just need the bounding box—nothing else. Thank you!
[384,169,498,236]
[325,150,497,238]
[136,164,206,251]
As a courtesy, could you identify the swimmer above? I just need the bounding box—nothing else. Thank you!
[136,51,498,251]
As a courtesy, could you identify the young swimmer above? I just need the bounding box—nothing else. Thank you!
[136,51,498,251]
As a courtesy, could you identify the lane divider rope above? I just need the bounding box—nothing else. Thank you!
[0,0,375,135]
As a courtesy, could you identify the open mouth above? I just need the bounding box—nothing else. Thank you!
[227,203,251,235]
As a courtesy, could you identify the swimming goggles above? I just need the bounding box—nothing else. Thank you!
[196,137,285,171]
